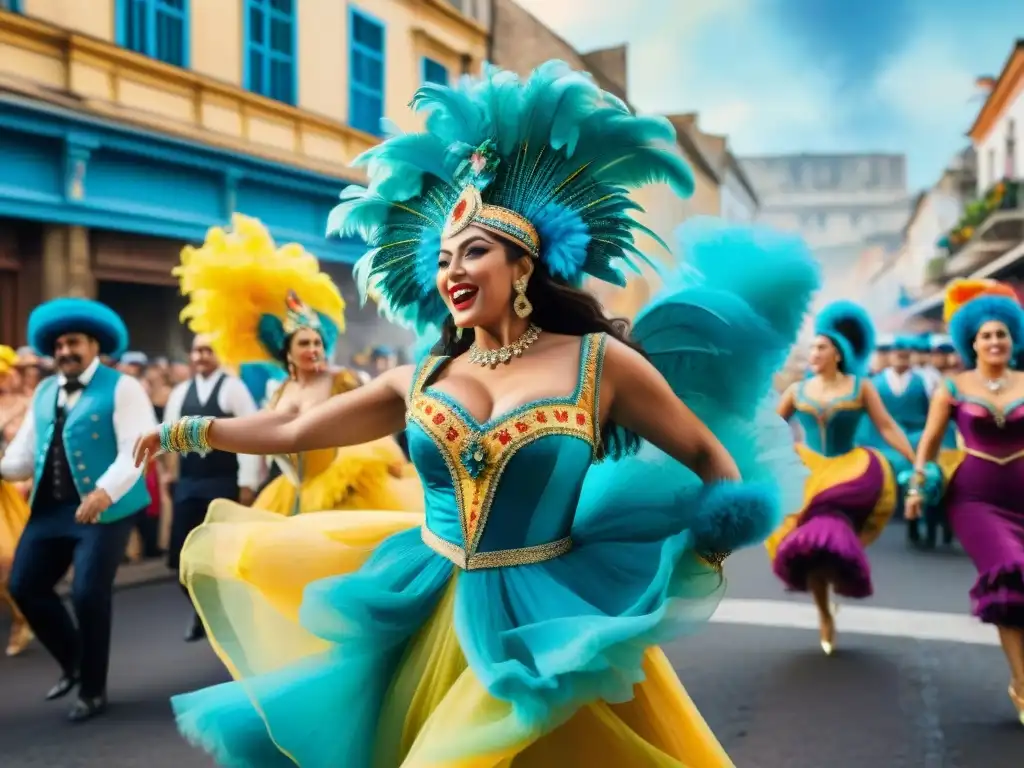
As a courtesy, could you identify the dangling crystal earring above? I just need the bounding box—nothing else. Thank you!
[513,277,533,319]
[455,326,464,341]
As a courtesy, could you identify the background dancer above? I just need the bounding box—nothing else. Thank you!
[0,345,33,657]
[164,333,262,642]
[769,301,916,654]
[2,298,156,722]
[174,214,421,516]
[910,278,1024,724]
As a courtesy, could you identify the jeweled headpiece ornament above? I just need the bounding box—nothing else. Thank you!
[282,290,323,335]
[328,59,695,332]
[174,214,346,369]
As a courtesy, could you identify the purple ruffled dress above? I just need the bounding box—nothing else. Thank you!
[767,378,898,598]
[945,382,1024,626]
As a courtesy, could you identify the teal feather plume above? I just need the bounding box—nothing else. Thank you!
[328,59,696,332]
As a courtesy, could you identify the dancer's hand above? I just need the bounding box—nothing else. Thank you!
[75,489,112,524]
[239,487,256,506]
[904,493,923,521]
[133,431,162,469]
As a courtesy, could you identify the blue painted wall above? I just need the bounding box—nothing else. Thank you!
[0,93,364,263]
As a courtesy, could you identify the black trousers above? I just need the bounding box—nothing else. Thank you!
[8,502,137,698]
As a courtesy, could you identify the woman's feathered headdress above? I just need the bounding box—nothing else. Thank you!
[174,215,346,368]
[327,59,695,332]
[813,301,876,377]
[944,279,1024,366]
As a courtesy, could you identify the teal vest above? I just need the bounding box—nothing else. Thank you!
[31,365,150,522]
[874,369,929,433]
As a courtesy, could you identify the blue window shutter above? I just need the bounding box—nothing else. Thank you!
[118,0,188,68]
[348,7,386,136]
[244,0,296,104]
[421,57,448,86]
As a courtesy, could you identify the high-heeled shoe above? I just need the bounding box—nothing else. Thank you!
[819,611,836,656]
[1008,682,1024,725]
[5,618,33,657]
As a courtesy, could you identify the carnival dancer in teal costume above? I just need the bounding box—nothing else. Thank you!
[2,298,157,722]
[768,301,916,655]
[134,60,817,767]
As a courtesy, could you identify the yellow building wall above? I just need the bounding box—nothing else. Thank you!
[1,0,486,178]
[21,0,115,41]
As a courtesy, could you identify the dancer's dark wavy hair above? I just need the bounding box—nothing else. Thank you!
[432,241,645,458]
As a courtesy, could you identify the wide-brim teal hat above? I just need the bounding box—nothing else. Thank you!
[28,298,128,357]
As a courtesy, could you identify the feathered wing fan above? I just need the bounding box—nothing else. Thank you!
[327,60,695,332]
[577,220,821,554]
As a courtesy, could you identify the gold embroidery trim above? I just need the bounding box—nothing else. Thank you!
[698,550,730,572]
[962,446,1024,466]
[421,525,572,570]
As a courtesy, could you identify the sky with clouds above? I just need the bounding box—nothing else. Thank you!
[511,0,1024,191]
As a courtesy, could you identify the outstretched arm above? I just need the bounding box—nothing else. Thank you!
[143,366,413,462]
[861,378,915,464]
[602,338,740,483]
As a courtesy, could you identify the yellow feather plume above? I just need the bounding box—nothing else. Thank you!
[175,214,345,368]
[0,345,18,375]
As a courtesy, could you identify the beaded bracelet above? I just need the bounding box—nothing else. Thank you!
[159,416,213,456]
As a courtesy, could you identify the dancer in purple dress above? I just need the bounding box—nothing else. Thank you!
[768,301,916,655]
[911,278,1024,724]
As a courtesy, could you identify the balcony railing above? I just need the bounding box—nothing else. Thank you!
[936,179,1024,279]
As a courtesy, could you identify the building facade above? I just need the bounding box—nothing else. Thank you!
[740,153,910,307]
[0,0,488,356]
[489,0,723,319]
[893,41,1024,330]
[670,114,759,222]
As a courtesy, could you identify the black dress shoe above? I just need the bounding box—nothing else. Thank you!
[68,695,107,723]
[184,613,206,643]
[45,674,78,701]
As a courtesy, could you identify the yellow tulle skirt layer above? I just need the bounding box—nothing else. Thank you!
[0,479,29,572]
[1,480,30,632]
[254,436,424,516]
[175,502,732,767]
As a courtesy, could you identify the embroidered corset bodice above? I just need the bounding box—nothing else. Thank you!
[406,334,605,568]
[792,377,867,458]
[947,380,1024,463]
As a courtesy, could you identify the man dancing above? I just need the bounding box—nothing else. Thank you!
[2,298,156,722]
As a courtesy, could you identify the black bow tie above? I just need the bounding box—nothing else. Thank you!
[63,378,84,394]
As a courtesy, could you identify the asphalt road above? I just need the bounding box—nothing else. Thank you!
[1,524,1021,768]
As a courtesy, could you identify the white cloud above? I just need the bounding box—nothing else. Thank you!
[874,34,978,125]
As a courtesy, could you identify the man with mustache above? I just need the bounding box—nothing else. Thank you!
[1,298,156,723]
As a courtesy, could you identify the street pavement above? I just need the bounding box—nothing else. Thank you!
[1,523,1022,767]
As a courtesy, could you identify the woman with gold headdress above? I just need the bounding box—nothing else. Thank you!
[0,345,33,656]
[174,214,422,516]
[134,62,820,767]
[910,278,1024,724]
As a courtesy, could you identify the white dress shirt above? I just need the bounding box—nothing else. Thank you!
[0,357,158,503]
[919,365,942,397]
[164,369,262,491]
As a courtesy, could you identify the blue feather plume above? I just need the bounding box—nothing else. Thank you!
[813,301,876,377]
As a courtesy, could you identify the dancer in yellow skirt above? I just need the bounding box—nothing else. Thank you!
[174,215,422,516]
[137,61,819,766]
[0,345,32,657]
